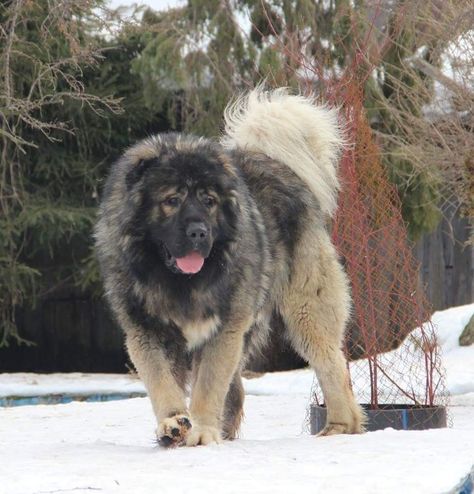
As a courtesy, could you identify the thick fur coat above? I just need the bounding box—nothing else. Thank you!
[95,88,365,446]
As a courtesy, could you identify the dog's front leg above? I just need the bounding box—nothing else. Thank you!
[186,320,250,446]
[125,328,191,447]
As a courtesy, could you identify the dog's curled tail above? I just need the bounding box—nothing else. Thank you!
[222,87,345,217]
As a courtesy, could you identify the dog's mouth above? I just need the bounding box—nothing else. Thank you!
[164,247,206,275]
[175,251,205,274]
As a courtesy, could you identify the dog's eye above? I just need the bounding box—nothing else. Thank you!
[163,196,180,207]
[202,195,216,208]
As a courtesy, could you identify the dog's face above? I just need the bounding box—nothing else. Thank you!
[125,139,240,275]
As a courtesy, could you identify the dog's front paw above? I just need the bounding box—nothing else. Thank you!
[157,414,192,447]
[185,424,222,447]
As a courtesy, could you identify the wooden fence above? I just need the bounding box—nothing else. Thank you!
[415,210,473,310]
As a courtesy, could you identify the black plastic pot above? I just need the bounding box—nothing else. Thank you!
[310,404,447,434]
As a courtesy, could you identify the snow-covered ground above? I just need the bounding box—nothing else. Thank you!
[1,304,473,493]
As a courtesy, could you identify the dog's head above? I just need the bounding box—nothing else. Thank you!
[124,134,240,276]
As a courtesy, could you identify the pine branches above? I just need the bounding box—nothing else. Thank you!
[0,0,121,345]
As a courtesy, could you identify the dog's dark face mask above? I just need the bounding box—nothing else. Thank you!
[126,146,240,276]
[149,186,219,274]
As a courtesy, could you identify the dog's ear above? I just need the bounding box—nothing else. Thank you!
[221,193,240,235]
[125,158,156,190]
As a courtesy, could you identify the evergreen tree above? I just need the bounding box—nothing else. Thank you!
[2,0,470,345]
[132,0,355,135]
[133,0,468,238]
[0,1,163,345]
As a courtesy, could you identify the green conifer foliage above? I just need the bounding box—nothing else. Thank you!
[132,1,449,238]
[367,5,443,239]
[2,1,469,345]
[0,1,159,345]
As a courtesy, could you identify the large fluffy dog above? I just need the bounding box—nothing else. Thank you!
[95,88,365,447]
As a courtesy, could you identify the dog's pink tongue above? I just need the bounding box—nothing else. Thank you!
[175,252,205,274]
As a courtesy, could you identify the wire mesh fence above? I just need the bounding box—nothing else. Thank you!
[308,80,449,431]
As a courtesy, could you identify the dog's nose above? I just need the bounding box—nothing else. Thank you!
[186,222,208,243]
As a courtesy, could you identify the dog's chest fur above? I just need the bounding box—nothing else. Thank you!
[140,282,223,350]
[177,315,221,350]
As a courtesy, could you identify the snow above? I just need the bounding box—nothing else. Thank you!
[341,303,474,406]
[1,304,474,493]
[1,394,473,493]
[433,304,474,396]
[0,372,145,399]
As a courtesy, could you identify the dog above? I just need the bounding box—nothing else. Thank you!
[95,88,365,447]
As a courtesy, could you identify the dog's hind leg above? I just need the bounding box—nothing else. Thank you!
[222,372,245,440]
[280,229,366,435]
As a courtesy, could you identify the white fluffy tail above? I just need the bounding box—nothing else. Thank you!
[222,87,344,217]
